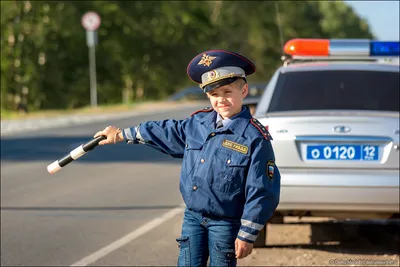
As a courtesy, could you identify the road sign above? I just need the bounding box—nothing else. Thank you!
[86,31,97,47]
[81,11,101,107]
[81,11,101,31]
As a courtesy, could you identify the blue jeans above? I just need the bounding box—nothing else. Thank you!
[176,208,241,267]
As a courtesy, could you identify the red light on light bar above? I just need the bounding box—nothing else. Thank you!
[284,39,329,56]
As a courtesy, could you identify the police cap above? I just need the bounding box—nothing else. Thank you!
[187,50,256,93]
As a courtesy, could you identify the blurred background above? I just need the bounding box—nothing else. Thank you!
[1,0,380,114]
[1,1,399,266]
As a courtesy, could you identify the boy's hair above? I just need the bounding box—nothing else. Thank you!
[206,78,247,95]
[233,78,246,90]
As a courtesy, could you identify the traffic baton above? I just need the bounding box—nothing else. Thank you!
[47,135,106,174]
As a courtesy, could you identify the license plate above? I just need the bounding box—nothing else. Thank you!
[306,145,379,161]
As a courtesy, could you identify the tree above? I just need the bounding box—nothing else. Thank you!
[0,0,375,112]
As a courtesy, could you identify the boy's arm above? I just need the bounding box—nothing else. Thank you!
[122,119,188,158]
[237,138,281,243]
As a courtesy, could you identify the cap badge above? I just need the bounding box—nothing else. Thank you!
[208,70,220,80]
[197,54,216,67]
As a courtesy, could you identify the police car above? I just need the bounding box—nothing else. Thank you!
[253,38,399,246]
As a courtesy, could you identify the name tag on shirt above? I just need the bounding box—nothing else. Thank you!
[222,139,248,155]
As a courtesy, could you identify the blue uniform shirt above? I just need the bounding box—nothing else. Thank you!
[122,106,281,243]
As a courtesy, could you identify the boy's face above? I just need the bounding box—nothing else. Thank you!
[206,80,248,119]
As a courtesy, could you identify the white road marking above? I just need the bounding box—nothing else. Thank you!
[70,205,185,266]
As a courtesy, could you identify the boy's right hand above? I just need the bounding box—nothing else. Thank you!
[94,126,123,145]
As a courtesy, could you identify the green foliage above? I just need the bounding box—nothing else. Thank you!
[0,0,374,111]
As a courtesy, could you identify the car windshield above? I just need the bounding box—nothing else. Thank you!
[267,70,400,113]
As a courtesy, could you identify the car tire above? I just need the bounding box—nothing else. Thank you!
[253,225,266,248]
[269,215,284,224]
[253,215,284,248]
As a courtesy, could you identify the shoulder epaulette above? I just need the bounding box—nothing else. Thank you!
[191,107,213,117]
[250,118,272,140]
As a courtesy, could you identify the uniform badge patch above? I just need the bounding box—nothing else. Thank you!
[267,160,275,179]
[222,139,248,154]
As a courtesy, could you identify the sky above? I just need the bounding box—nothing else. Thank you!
[345,1,399,41]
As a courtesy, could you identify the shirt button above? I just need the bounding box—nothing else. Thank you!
[227,159,231,164]
[185,144,188,148]
[193,186,197,191]
[210,132,216,137]
[201,159,205,163]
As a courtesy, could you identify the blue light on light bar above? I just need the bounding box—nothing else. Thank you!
[370,41,400,56]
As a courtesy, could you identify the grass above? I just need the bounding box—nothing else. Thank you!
[1,100,169,120]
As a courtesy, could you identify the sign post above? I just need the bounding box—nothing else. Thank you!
[81,11,101,107]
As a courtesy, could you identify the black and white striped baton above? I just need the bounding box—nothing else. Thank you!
[47,135,106,174]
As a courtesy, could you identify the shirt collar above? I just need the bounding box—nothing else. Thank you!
[216,106,246,128]
[199,106,252,136]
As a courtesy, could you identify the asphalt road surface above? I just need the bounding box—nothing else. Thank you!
[1,105,205,266]
[2,104,399,266]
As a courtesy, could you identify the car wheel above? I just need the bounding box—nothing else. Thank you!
[253,225,266,248]
[269,215,284,224]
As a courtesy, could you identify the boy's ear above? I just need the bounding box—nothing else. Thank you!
[241,83,249,98]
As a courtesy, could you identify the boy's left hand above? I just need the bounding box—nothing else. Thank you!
[235,238,253,259]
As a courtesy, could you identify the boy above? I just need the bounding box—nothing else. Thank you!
[94,50,281,267]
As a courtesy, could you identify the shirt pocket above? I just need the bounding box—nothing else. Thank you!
[212,149,250,194]
[182,141,203,177]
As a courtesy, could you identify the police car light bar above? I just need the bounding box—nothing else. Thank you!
[284,39,400,58]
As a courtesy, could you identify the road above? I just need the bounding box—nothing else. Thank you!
[1,104,399,266]
[1,105,205,266]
